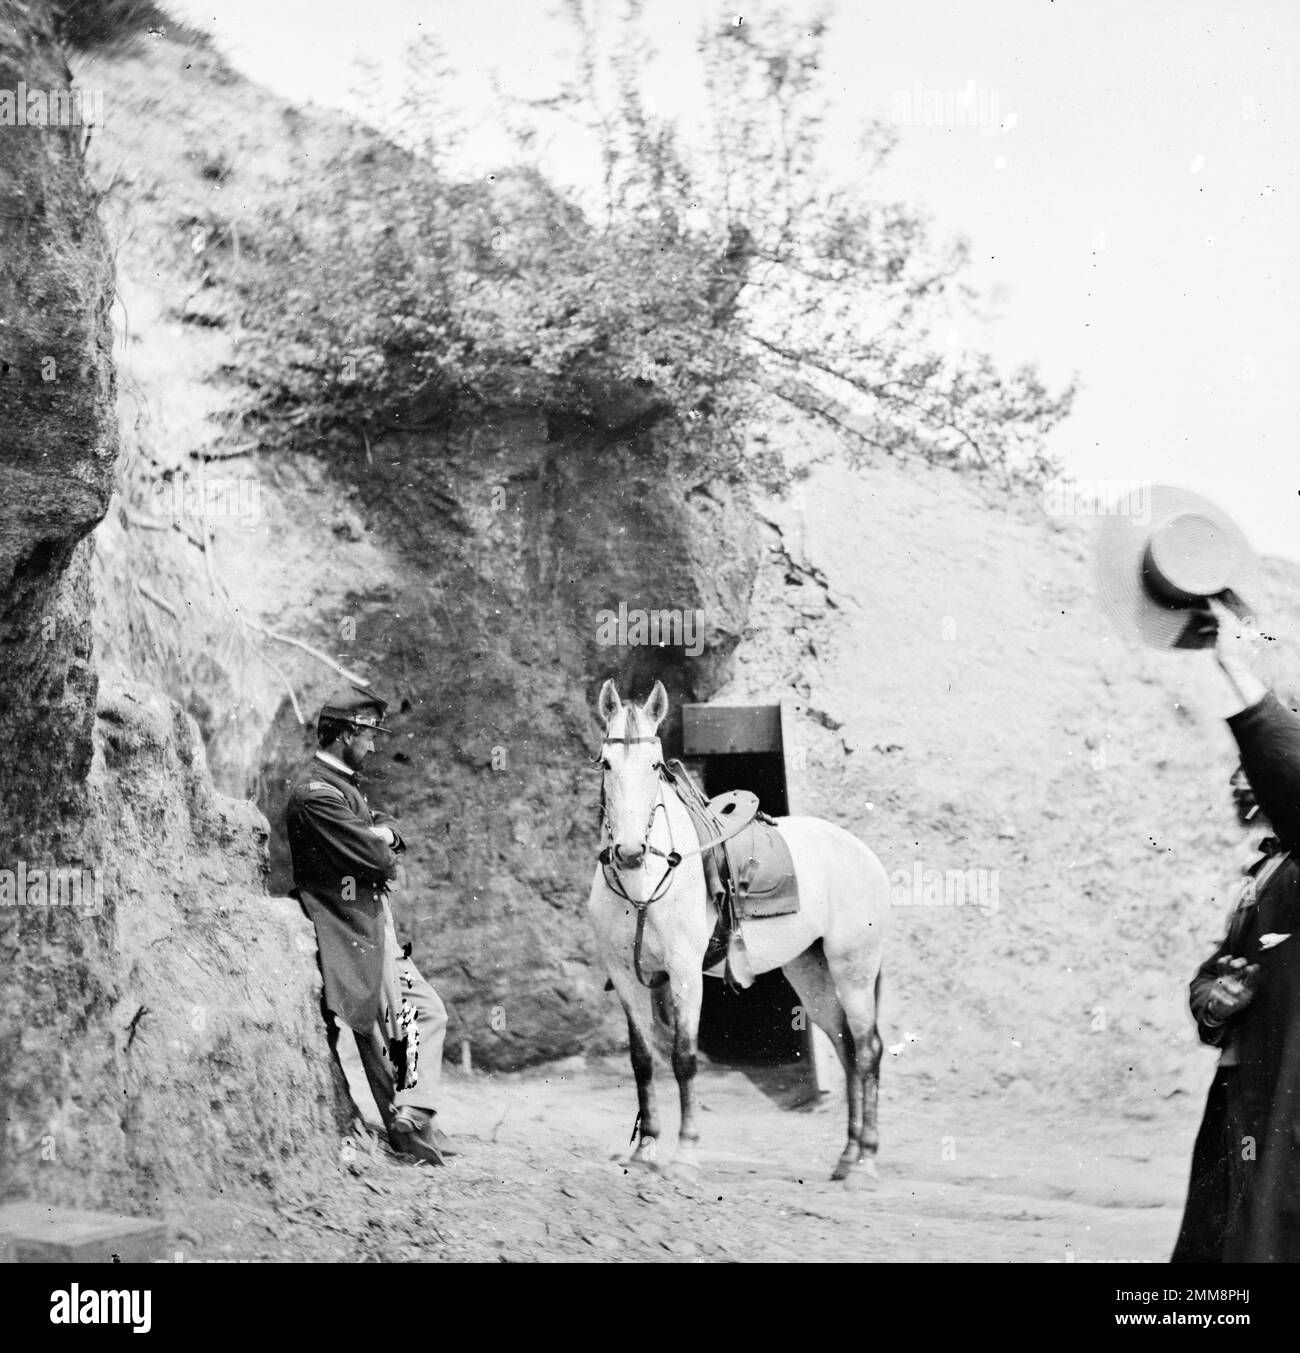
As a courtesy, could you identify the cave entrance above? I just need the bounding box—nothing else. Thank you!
[680,703,824,1106]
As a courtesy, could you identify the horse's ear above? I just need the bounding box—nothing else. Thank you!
[643,680,669,730]
[598,679,622,725]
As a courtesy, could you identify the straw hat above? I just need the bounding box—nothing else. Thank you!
[1094,485,1261,649]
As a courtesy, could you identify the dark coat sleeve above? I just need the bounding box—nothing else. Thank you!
[1227,693,1300,856]
[290,787,400,888]
[1188,939,1233,1047]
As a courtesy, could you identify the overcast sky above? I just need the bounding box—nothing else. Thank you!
[168,0,1300,563]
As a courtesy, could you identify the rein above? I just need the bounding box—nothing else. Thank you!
[597,736,679,989]
[597,739,768,987]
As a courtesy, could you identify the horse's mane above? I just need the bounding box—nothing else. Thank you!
[624,703,649,739]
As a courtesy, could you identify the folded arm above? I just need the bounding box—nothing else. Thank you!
[293,790,401,885]
[369,810,405,852]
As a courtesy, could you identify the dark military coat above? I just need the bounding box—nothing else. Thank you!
[284,753,405,1031]
[1173,694,1300,1263]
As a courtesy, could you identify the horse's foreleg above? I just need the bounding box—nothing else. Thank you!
[626,1004,660,1167]
[670,971,704,1171]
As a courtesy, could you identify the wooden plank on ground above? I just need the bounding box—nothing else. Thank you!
[0,1202,168,1263]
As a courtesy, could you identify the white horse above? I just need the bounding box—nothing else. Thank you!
[587,679,891,1182]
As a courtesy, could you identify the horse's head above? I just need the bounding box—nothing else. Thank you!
[597,678,669,871]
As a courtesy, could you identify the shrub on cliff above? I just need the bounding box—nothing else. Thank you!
[227,5,1073,490]
[53,0,211,53]
[230,157,744,460]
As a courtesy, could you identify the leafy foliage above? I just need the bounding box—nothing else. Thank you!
[228,4,1073,489]
[53,0,211,54]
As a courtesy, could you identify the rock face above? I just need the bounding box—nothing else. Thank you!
[714,439,1300,1109]
[1,6,344,1209]
[51,21,1300,1132]
[0,4,116,846]
[92,682,344,1206]
[254,420,759,1068]
[1,0,121,1200]
[75,33,763,1070]
[4,678,345,1209]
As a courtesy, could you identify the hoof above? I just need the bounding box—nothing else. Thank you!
[842,1167,879,1192]
[627,1138,659,1169]
[831,1155,879,1187]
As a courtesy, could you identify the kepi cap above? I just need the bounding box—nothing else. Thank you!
[318,685,392,733]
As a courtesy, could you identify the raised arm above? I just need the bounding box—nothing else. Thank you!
[1207,598,1300,854]
[1226,697,1300,855]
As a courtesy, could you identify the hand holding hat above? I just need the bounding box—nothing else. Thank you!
[1198,596,1271,710]
[1094,484,1262,650]
[1199,595,1268,668]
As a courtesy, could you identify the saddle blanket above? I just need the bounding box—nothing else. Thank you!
[676,784,800,920]
[725,817,800,918]
[663,768,801,986]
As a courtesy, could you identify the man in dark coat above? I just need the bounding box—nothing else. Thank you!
[286,686,457,1165]
[1172,600,1300,1261]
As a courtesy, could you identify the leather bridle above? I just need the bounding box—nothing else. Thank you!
[597,734,679,988]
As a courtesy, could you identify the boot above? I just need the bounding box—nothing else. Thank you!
[388,1106,456,1165]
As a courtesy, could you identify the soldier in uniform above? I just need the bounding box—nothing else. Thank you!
[285,686,458,1165]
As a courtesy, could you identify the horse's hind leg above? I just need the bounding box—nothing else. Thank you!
[833,958,884,1182]
[783,942,849,1073]
[785,941,883,1183]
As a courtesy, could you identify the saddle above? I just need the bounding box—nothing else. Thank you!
[661,761,800,990]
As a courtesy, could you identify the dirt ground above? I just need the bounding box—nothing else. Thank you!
[162,1053,1201,1264]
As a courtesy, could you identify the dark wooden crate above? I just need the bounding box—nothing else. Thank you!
[682,704,782,756]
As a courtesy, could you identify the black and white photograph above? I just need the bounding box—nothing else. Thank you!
[1,0,1298,1303]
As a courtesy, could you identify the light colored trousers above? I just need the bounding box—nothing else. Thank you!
[354,952,447,1117]
[334,903,447,1122]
